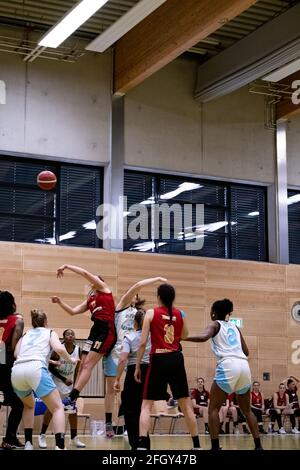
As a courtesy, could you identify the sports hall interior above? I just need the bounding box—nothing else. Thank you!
[1,0,300,449]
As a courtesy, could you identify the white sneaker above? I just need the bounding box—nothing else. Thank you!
[279,427,287,434]
[55,446,67,450]
[70,436,86,448]
[234,428,240,435]
[38,434,47,449]
[291,427,300,434]
[24,441,33,450]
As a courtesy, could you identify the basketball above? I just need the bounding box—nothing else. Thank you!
[37,170,57,190]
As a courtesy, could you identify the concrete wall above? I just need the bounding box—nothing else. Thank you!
[125,58,275,184]
[2,48,300,186]
[0,50,112,164]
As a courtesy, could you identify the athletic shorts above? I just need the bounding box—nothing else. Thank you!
[11,361,56,398]
[215,357,251,395]
[102,352,117,377]
[143,351,189,401]
[82,319,116,356]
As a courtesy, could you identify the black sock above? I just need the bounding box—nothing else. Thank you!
[55,433,65,450]
[41,424,48,435]
[192,435,200,448]
[69,389,80,402]
[254,437,262,449]
[205,423,209,430]
[105,412,112,424]
[24,428,33,444]
[211,438,220,450]
[138,436,148,449]
[70,429,77,440]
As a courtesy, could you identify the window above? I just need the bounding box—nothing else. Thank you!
[288,189,300,264]
[124,170,267,262]
[0,156,102,248]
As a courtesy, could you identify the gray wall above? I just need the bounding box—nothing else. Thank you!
[0,51,112,163]
[2,49,300,188]
[125,58,275,184]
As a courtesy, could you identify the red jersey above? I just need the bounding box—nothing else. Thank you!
[276,392,287,407]
[191,388,210,406]
[150,306,183,354]
[0,314,19,365]
[251,391,263,408]
[87,290,115,322]
[0,314,18,343]
[228,392,237,405]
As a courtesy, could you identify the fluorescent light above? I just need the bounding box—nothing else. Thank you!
[288,194,300,205]
[262,57,300,82]
[39,0,109,48]
[35,231,76,244]
[83,220,96,229]
[248,211,259,216]
[130,241,167,252]
[86,0,167,52]
[140,197,155,205]
[160,183,202,201]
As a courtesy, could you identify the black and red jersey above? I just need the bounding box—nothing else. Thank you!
[251,391,263,408]
[276,392,287,407]
[150,306,183,354]
[191,388,210,406]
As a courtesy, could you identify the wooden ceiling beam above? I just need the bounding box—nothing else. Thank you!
[113,0,257,94]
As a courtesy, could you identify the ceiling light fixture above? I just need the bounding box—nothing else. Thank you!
[86,0,167,52]
[39,0,109,48]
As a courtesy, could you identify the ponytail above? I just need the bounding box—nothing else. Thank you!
[157,284,175,324]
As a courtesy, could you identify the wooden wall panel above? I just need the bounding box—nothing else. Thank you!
[2,242,300,419]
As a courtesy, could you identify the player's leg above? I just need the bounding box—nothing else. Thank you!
[42,389,66,449]
[236,391,263,450]
[208,381,228,449]
[38,408,52,448]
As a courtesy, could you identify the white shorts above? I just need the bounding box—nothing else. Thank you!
[12,361,56,398]
[215,357,251,395]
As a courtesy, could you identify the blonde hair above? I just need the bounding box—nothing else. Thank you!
[31,309,47,328]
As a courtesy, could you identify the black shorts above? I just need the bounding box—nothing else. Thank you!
[82,320,116,355]
[143,351,189,401]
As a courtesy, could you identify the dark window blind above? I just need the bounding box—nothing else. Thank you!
[288,189,300,264]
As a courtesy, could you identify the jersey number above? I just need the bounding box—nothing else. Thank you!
[227,328,238,346]
[164,324,174,344]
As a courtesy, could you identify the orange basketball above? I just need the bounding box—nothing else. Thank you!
[37,170,57,190]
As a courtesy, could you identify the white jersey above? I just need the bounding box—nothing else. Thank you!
[211,321,247,363]
[14,327,52,367]
[109,306,137,364]
[52,344,80,395]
